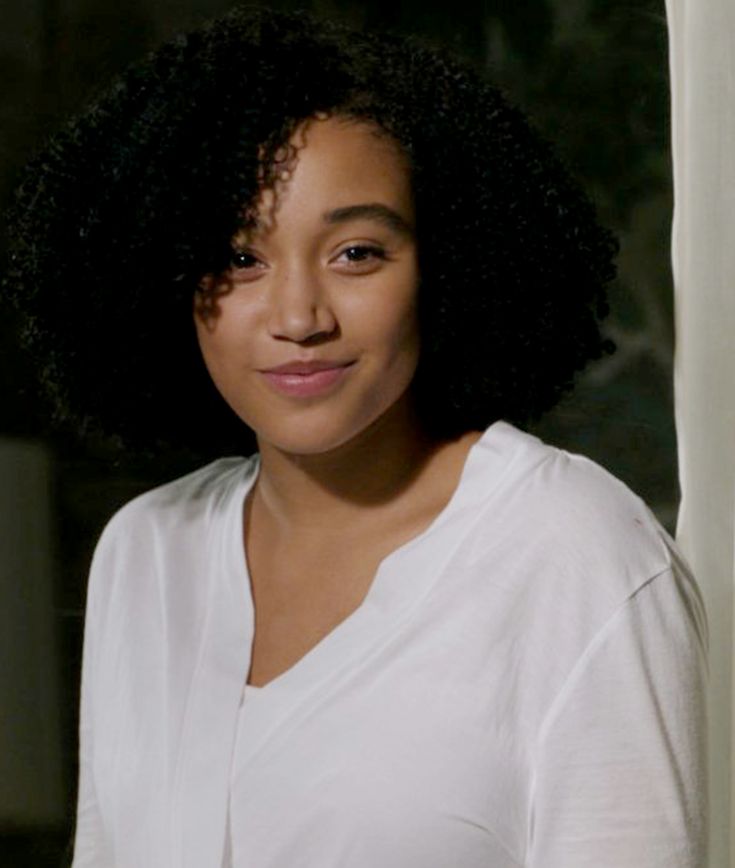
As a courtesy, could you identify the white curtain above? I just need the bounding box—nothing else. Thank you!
[666,1,735,865]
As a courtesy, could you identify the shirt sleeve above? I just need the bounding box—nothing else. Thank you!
[527,560,708,867]
[71,553,116,867]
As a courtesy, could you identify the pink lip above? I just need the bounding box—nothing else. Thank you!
[262,359,351,375]
[259,360,355,397]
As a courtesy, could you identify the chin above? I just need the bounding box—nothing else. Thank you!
[258,429,362,457]
[243,374,419,457]
[248,411,366,457]
[252,398,407,457]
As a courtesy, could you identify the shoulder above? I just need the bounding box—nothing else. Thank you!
[86,456,256,612]
[467,422,693,613]
[460,424,707,722]
[95,455,255,550]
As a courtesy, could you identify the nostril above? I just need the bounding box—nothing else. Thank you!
[301,327,340,346]
[273,324,340,346]
[268,297,338,343]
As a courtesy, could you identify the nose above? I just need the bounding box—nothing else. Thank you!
[267,264,337,343]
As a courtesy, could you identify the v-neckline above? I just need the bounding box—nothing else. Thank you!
[230,421,508,697]
[173,419,527,865]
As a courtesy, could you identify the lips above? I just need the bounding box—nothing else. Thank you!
[261,359,354,375]
[259,359,355,397]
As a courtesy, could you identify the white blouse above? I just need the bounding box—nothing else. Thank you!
[223,684,263,868]
[72,422,707,867]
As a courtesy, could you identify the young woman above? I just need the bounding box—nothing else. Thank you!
[4,6,706,867]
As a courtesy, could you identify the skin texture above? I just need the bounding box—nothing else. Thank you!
[194,116,483,686]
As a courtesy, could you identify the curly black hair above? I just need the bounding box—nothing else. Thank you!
[3,4,616,457]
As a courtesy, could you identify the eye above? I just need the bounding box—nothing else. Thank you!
[227,248,266,282]
[230,249,262,270]
[334,245,388,269]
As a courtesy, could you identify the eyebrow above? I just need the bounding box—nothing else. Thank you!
[323,203,415,237]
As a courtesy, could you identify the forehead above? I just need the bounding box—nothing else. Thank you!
[244,116,414,234]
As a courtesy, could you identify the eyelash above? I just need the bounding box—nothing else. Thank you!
[228,244,388,273]
[229,250,261,270]
[338,244,388,264]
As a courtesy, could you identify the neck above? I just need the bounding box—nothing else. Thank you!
[252,396,444,537]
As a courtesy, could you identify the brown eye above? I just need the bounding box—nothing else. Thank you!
[230,250,261,270]
[341,245,386,263]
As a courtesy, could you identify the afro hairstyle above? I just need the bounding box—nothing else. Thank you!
[3,4,617,457]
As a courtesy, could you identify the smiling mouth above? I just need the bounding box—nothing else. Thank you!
[259,362,355,398]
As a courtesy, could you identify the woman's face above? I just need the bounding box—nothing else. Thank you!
[194,115,420,456]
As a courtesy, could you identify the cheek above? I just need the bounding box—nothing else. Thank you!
[193,293,255,371]
[378,285,421,365]
[193,319,223,379]
[356,263,420,357]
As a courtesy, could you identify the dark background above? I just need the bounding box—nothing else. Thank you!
[0,0,674,863]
